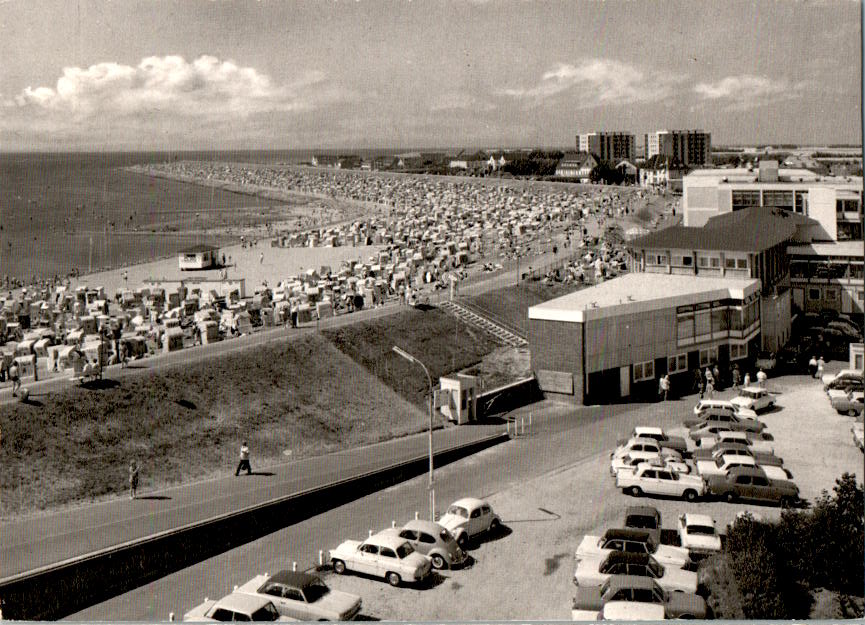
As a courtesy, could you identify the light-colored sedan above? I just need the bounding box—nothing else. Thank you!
[677,513,722,560]
[330,531,432,587]
[235,571,361,621]
[381,519,466,569]
[831,390,864,416]
[611,438,683,462]
[574,551,698,594]
[610,453,690,477]
[183,593,295,622]
[697,429,775,455]
[438,497,501,548]
[730,386,776,413]
[576,529,691,568]
[616,462,706,502]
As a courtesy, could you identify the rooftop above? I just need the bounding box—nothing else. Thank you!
[788,241,865,258]
[528,273,759,324]
[684,167,861,187]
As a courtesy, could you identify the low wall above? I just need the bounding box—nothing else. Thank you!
[477,377,540,418]
[0,433,508,620]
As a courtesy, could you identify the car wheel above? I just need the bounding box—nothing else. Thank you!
[684,489,698,502]
[431,554,446,570]
[724,491,736,504]
[457,533,468,549]
[629,486,642,497]
[386,571,401,587]
[332,560,346,575]
[490,517,501,532]
[849,409,858,417]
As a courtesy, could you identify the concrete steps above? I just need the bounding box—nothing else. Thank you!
[438,300,528,348]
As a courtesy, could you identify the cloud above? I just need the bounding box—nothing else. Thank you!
[501,58,682,108]
[693,74,806,110]
[429,92,495,112]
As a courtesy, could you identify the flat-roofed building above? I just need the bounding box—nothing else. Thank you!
[645,130,712,167]
[577,132,636,163]
[788,241,864,315]
[528,273,761,404]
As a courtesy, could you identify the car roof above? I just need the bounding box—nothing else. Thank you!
[625,505,661,519]
[606,574,658,592]
[402,519,447,533]
[368,532,411,549]
[627,437,660,445]
[726,465,768,477]
[604,528,652,541]
[740,385,766,393]
[718,430,746,440]
[682,513,715,527]
[604,551,652,566]
[634,426,663,435]
[721,454,756,465]
[211,593,273,613]
[450,497,484,509]
[697,399,733,407]
[267,570,320,589]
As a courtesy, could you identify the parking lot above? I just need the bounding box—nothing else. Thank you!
[315,370,863,620]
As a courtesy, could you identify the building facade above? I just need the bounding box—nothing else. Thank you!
[528,273,761,405]
[555,152,597,180]
[788,241,864,315]
[644,130,711,167]
[577,132,636,163]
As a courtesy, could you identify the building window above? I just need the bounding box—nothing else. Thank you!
[825,289,837,301]
[634,360,655,382]
[681,256,693,266]
[763,190,794,209]
[711,257,720,268]
[808,288,821,300]
[677,311,694,342]
[695,309,712,336]
[737,258,748,269]
[668,354,688,373]
[858,290,864,302]
[732,190,761,210]
[725,258,737,269]
[730,343,748,360]
[699,347,719,367]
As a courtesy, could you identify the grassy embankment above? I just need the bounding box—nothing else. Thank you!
[0,306,503,517]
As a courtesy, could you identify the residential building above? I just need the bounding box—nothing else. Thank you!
[577,132,636,163]
[638,155,687,192]
[644,130,711,166]
[555,152,597,181]
[528,273,761,404]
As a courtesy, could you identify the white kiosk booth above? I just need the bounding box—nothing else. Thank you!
[438,374,478,425]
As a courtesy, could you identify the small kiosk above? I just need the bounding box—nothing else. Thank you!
[438,374,478,425]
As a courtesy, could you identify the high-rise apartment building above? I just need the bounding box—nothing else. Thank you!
[644,130,712,166]
[576,132,635,163]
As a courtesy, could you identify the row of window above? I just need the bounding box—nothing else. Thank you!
[651,254,749,270]
[730,189,812,214]
[632,343,748,382]
[677,300,759,343]
[790,260,864,281]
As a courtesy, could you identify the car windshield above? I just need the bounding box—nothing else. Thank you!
[250,602,281,622]
[303,580,330,603]
[626,515,657,529]
[447,505,469,518]
[648,557,663,577]
[687,524,716,536]
[396,542,415,558]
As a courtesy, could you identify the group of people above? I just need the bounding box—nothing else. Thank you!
[659,362,768,402]
[808,355,827,380]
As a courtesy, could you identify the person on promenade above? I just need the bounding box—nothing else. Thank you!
[808,355,818,378]
[128,460,140,499]
[658,374,670,401]
[235,441,252,476]
[32,354,38,382]
[756,368,768,388]
[8,360,20,396]
[743,372,751,387]
[705,378,715,398]
[712,364,720,389]
[693,368,703,397]
[816,356,825,380]
[731,364,741,389]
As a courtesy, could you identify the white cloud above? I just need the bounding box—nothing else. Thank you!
[429,92,495,112]
[501,58,682,108]
[693,74,806,110]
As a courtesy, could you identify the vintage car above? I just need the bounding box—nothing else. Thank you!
[575,528,691,568]
[380,519,466,569]
[438,497,501,548]
[696,429,775,455]
[183,593,294,622]
[696,453,759,478]
[831,390,864,416]
[610,453,690,477]
[611,438,683,462]
[685,410,765,434]
[615,426,688,456]
[677,513,722,560]
[571,575,706,620]
[704,466,799,506]
[692,442,782,466]
[826,377,865,394]
[692,399,758,420]
[822,369,863,389]
[574,551,698,594]
[689,418,768,443]
[234,571,361,621]
[623,506,661,544]
[329,531,432,587]
[595,600,666,621]
[730,386,776,413]
[616,462,706,501]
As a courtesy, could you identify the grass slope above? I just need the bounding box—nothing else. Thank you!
[0,334,427,517]
[322,307,500,407]
[466,282,583,336]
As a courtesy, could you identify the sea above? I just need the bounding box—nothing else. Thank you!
[0,150,324,283]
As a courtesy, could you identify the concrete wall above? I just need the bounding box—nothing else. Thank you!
[808,187,839,240]
[528,318,584,401]
[759,289,792,352]
[584,308,677,374]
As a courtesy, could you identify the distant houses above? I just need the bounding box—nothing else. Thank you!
[554,152,597,181]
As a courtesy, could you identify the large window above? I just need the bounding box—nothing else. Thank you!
[794,191,808,214]
[633,360,655,382]
[677,309,694,342]
[763,190,794,209]
[694,307,712,336]
[732,190,761,210]
[712,306,729,332]
[699,347,719,367]
[851,262,864,280]
[668,354,688,373]
[730,343,748,360]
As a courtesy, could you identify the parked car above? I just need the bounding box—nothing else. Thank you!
[677,513,722,560]
[595,601,665,621]
[381,519,466,569]
[696,429,775,454]
[611,438,683,462]
[576,528,691,568]
[822,369,863,389]
[696,453,760,478]
[689,416,767,441]
[610,452,690,477]
[831,390,864,416]
[438,497,501,548]
[235,571,361,621]
[691,400,758,420]
[183,593,294,622]
[571,575,706,620]
[826,377,864,394]
[329,531,432,587]
[853,420,864,451]
[704,466,799,506]
[692,442,783,466]
[623,506,661,544]
[574,551,698,594]
[616,462,706,502]
[730,386,776,413]
[615,426,688,456]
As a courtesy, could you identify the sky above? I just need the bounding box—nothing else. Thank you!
[0,0,861,151]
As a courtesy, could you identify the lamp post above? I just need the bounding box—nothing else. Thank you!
[392,345,435,521]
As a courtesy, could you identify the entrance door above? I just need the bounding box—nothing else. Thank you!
[619,366,631,398]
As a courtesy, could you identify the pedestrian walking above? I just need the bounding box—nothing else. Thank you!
[705,379,715,398]
[235,441,252,476]
[693,368,703,396]
[743,372,751,387]
[659,374,670,401]
[731,364,741,389]
[704,367,714,385]
[756,368,768,388]
[32,354,38,382]
[8,361,20,396]
[128,460,140,499]
[259,252,264,264]
[808,355,818,378]
[712,365,720,389]
[816,356,825,380]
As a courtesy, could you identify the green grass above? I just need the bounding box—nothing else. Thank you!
[466,282,585,335]
[0,334,428,517]
[322,307,500,407]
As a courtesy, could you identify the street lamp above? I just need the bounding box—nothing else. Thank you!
[392,345,435,521]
